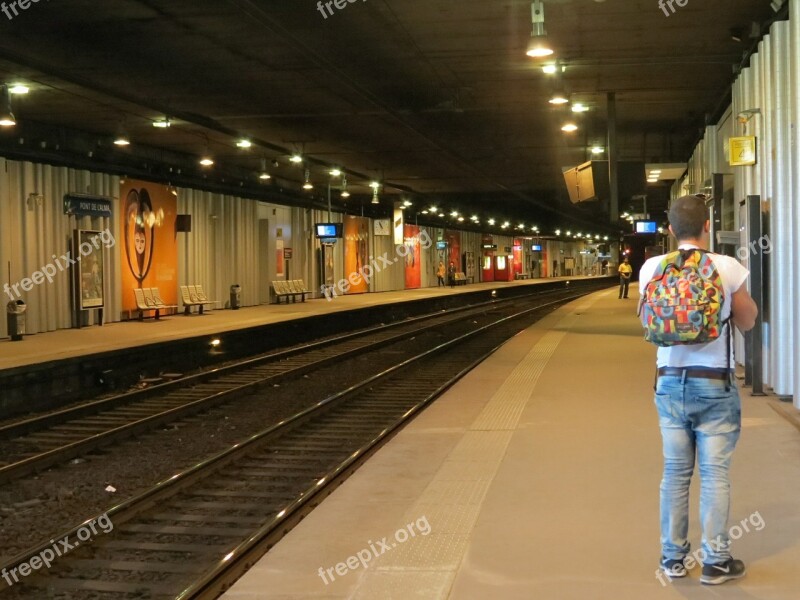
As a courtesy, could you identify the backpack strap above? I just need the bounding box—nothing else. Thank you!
[725,316,733,391]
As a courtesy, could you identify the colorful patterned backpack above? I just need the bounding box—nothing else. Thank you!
[640,249,727,347]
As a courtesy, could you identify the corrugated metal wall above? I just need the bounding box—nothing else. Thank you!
[0,160,120,335]
[678,13,797,404]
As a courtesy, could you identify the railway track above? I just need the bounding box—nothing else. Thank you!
[0,284,584,485]
[0,284,607,600]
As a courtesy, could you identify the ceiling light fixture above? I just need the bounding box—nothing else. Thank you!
[330,168,342,177]
[561,122,578,132]
[303,169,313,190]
[549,92,569,105]
[571,103,589,113]
[153,117,171,128]
[371,187,380,205]
[369,181,381,190]
[591,146,605,154]
[259,158,271,180]
[526,1,554,58]
[290,153,303,164]
[199,136,214,166]
[8,84,29,95]
[340,175,350,198]
[236,139,252,149]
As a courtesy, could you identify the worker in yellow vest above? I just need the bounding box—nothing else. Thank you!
[618,256,633,299]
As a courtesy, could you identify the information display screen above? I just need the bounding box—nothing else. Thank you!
[635,221,657,234]
[315,223,342,238]
[531,244,542,252]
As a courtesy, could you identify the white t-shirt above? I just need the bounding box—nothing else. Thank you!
[638,246,749,369]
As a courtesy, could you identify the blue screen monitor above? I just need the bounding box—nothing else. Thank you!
[635,220,657,234]
[315,223,342,238]
[436,241,447,250]
[531,244,542,252]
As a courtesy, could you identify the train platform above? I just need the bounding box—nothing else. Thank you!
[0,277,584,372]
[221,289,800,600]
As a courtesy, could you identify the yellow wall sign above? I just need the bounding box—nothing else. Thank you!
[729,136,757,166]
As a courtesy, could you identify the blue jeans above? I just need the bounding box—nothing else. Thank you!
[654,375,741,564]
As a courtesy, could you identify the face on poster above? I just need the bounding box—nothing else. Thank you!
[120,180,178,311]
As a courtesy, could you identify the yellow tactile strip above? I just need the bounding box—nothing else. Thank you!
[350,295,605,597]
[470,332,566,431]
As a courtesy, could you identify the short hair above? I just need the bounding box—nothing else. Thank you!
[668,195,708,240]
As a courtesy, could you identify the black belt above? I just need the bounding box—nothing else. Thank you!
[657,367,730,381]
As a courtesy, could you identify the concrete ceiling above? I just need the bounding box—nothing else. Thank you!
[0,0,780,232]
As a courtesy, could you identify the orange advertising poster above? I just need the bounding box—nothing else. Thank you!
[344,216,369,294]
[404,224,421,289]
[120,179,178,314]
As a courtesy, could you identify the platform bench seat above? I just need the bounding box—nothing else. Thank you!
[273,280,309,304]
[180,285,215,315]
[133,287,177,321]
[454,272,468,286]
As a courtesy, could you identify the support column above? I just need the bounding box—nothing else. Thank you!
[607,92,619,224]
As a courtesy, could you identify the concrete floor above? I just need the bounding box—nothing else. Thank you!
[221,289,800,600]
[0,277,583,371]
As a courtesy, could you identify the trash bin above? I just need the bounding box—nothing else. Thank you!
[6,300,26,341]
[229,284,241,310]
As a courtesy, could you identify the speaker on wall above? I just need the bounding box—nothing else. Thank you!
[176,214,192,232]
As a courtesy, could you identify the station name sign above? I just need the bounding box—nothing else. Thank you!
[64,194,113,217]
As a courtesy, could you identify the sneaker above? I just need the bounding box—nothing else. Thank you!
[659,557,687,579]
[700,558,746,585]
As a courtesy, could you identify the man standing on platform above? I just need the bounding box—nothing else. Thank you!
[447,261,456,288]
[618,256,633,298]
[639,194,758,586]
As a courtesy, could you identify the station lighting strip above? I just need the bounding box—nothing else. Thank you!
[2,80,613,238]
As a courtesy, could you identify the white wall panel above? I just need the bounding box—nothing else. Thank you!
[769,21,794,396]
[177,189,262,309]
[0,160,120,336]
[792,0,800,407]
